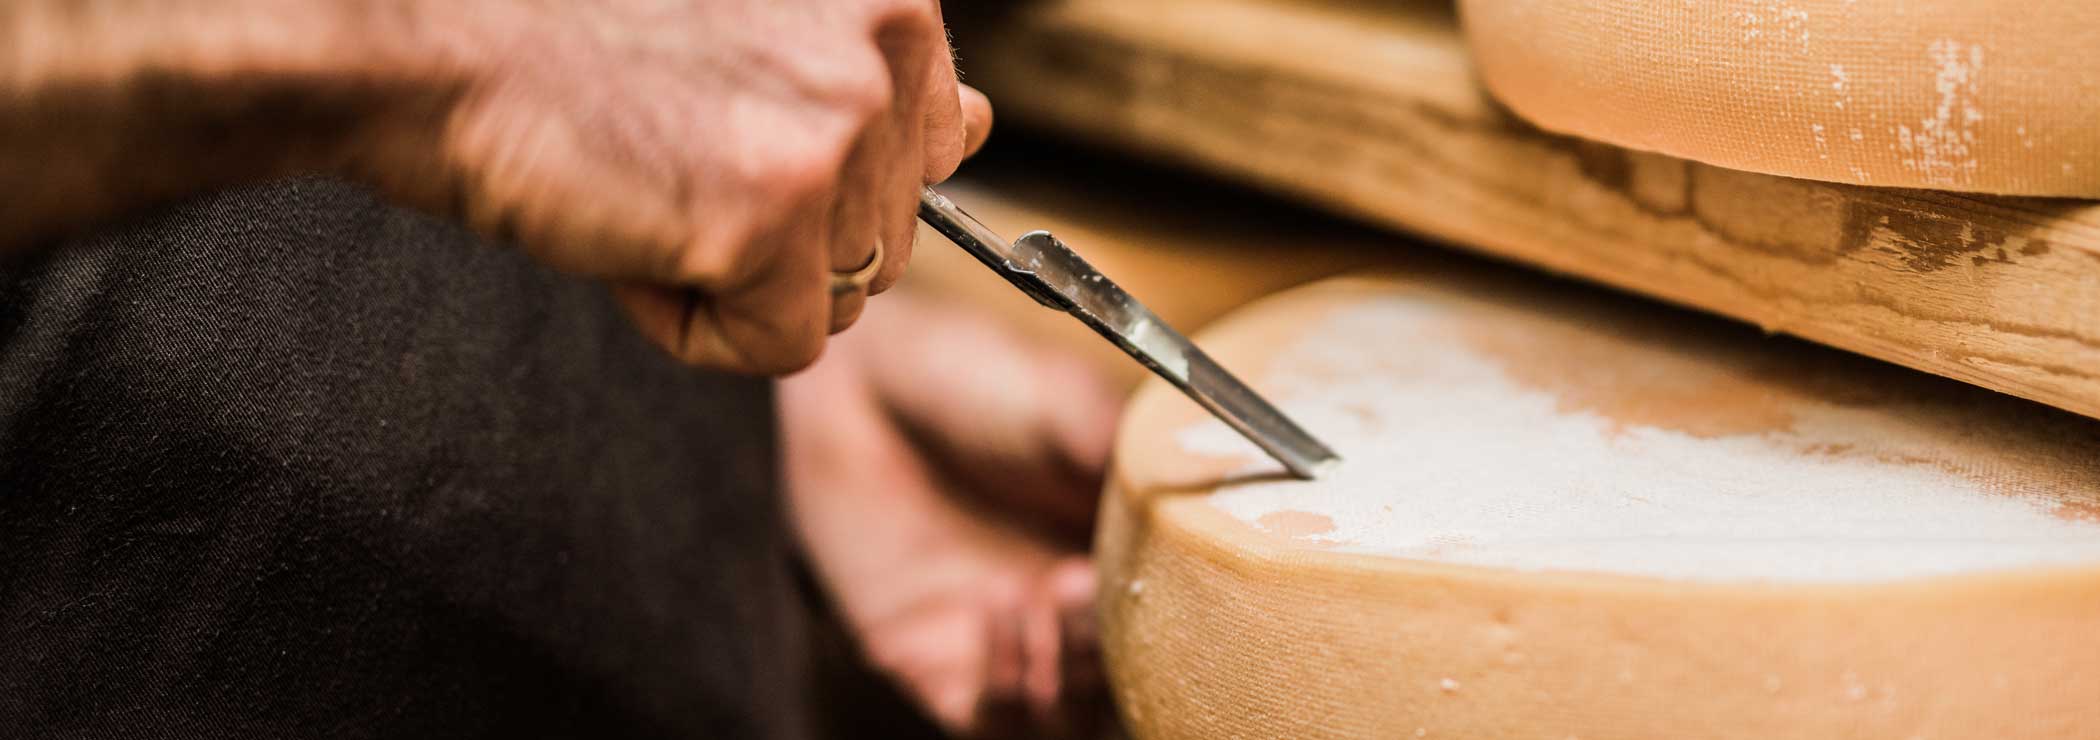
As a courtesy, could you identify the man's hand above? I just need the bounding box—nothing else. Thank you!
[367,0,993,373]
[1,0,990,375]
[781,291,1122,738]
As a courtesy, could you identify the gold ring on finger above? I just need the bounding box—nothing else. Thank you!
[829,237,885,295]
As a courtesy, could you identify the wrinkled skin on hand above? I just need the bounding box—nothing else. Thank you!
[781,291,1122,738]
[1,0,987,374]
[356,0,991,373]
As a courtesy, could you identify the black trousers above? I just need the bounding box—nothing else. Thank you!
[0,179,810,739]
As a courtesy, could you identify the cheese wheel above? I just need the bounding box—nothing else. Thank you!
[1100,276,2100,739]
[1458,0,2100,197]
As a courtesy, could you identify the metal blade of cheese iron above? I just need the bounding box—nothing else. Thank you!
[917,187,1341,480]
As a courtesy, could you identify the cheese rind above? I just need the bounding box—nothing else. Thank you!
[1460,0,2100,197]
[1101,277,2100,739]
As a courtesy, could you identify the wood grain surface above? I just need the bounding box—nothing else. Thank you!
[949,0,2100,420]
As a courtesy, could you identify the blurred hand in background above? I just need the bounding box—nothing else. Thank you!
[781,290,1122,738]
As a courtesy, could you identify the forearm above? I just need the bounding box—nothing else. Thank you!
[0,1,474,248]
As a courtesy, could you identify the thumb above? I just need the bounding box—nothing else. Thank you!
[958,85,995,161]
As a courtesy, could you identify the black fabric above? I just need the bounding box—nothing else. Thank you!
[0,177,808,740]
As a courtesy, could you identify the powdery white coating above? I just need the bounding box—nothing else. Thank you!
[1898,38,1987,187]
[1179,297,2100,583]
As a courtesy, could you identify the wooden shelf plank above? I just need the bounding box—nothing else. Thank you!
[951,0,2100,419]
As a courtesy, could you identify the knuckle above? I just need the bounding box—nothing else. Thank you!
[868,0,942,43]
[786,42,893,122]
[769,146,845,203]
[748,119,860,204]
[671,244,737,288]
[670,220,753,287]
[830,68,894,123]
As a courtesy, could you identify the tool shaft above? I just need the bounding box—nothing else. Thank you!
[918,187,1340,479]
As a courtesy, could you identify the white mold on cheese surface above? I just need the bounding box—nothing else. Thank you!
[1178,294,2100,583]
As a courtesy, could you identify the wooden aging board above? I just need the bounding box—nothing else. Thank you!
[949,0,2100,421]
[1103,275,2100,739]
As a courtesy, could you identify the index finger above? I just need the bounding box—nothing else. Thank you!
[958,84,993,162]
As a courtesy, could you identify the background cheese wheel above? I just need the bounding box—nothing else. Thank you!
[1458,0,2100,197]
[1100,276,2100,739]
